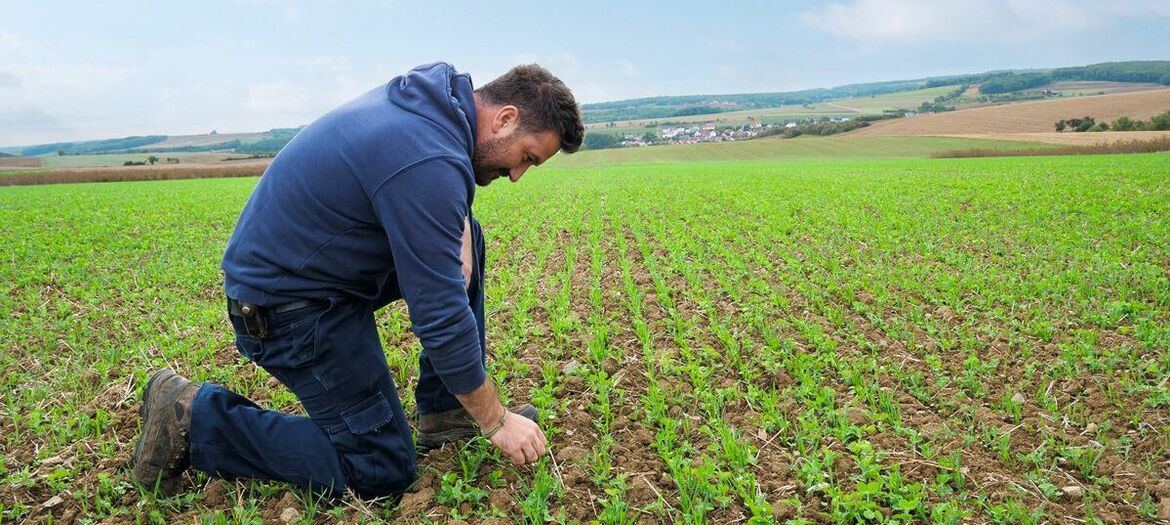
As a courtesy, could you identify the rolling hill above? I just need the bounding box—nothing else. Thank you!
[848,89,1170,139]
[581,61,1170,124]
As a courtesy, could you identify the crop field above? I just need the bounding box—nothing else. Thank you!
[0,153,272,175]
[38,153,270,170]
[849,89,1170,137]
[0,164,268,188]
[1045,82,1169,96]
[2,152,1169,524]
[582,88,966,132]
[554,136,1056,167]
[0,157,43,170]
[584,105,858,133]
[583,82,1162,134]
[814,87,963,114]
[1,136,1054,186]
[148,132,272,150]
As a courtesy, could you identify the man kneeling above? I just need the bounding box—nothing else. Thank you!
[129,62,584,498]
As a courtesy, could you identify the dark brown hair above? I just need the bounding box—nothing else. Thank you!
[475,64,584,153]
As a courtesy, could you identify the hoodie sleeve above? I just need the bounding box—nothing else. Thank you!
[370,156,485,395]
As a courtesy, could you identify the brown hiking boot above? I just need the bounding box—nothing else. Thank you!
[130,368,200,496]
[415,404,538,450]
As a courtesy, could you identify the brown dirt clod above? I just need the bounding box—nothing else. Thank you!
[772,500,795,521]
[556,445,589,463]
[1158,497,1170,520]
[397,486,434,517]
[202,479,229,507]
[489,488,515,513]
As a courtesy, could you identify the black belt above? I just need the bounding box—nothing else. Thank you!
[228,298,319,317]
[228,298,321,339]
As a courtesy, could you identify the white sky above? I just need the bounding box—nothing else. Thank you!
[2,0,1168,146]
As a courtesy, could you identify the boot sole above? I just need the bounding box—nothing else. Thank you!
[129,379,154,490]
[130,369,168,470]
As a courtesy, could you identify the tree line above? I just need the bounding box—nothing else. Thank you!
[21,136,167,157]
[1055,110,1170,132]
[13,128,306,158]
[916,84,968,113]
[942,61,1170,95]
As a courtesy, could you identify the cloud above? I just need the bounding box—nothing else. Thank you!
[0,31,24,50]
[0,71,19,88]
[0,31,36,64]
[298,55,406,107]
[7,64,133,92]
[246,81,309,114]
[618,59,639,77]
[509,51,582,74]
[714,65,739,80]
[511,53,541,66]
[799,0,1169,44]
[494,52,660,103]
[0,107,68,145]
[282,6,302,22]
[499,51,629,101]
[1106,0,1170,17]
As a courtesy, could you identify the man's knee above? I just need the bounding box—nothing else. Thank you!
[329,391,417,498]
[339,445,416,499]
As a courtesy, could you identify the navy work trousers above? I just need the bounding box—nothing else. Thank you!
[188,219,487,498]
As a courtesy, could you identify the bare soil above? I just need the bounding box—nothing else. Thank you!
[0,156,43,169]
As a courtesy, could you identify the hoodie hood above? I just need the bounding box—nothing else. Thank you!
[387,62,478,160]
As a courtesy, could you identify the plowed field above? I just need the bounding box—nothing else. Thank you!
[850,89,1170,136]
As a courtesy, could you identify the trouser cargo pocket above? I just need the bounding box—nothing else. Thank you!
[329,391,416,498]
[342,391,396,434]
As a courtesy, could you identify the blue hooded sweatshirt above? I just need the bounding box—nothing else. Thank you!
[222,62,484,394]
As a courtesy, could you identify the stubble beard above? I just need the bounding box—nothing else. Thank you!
[472,134,516,186]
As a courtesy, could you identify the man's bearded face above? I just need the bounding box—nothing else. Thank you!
[472,133,517,186]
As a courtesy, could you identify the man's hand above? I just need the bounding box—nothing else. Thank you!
[461,216,473,290]
[455,378,547,464]
[487,411,547,465]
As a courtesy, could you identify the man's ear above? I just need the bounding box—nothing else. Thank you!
[493,105,519,134]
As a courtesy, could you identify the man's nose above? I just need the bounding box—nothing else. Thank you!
[509,165,528,183]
